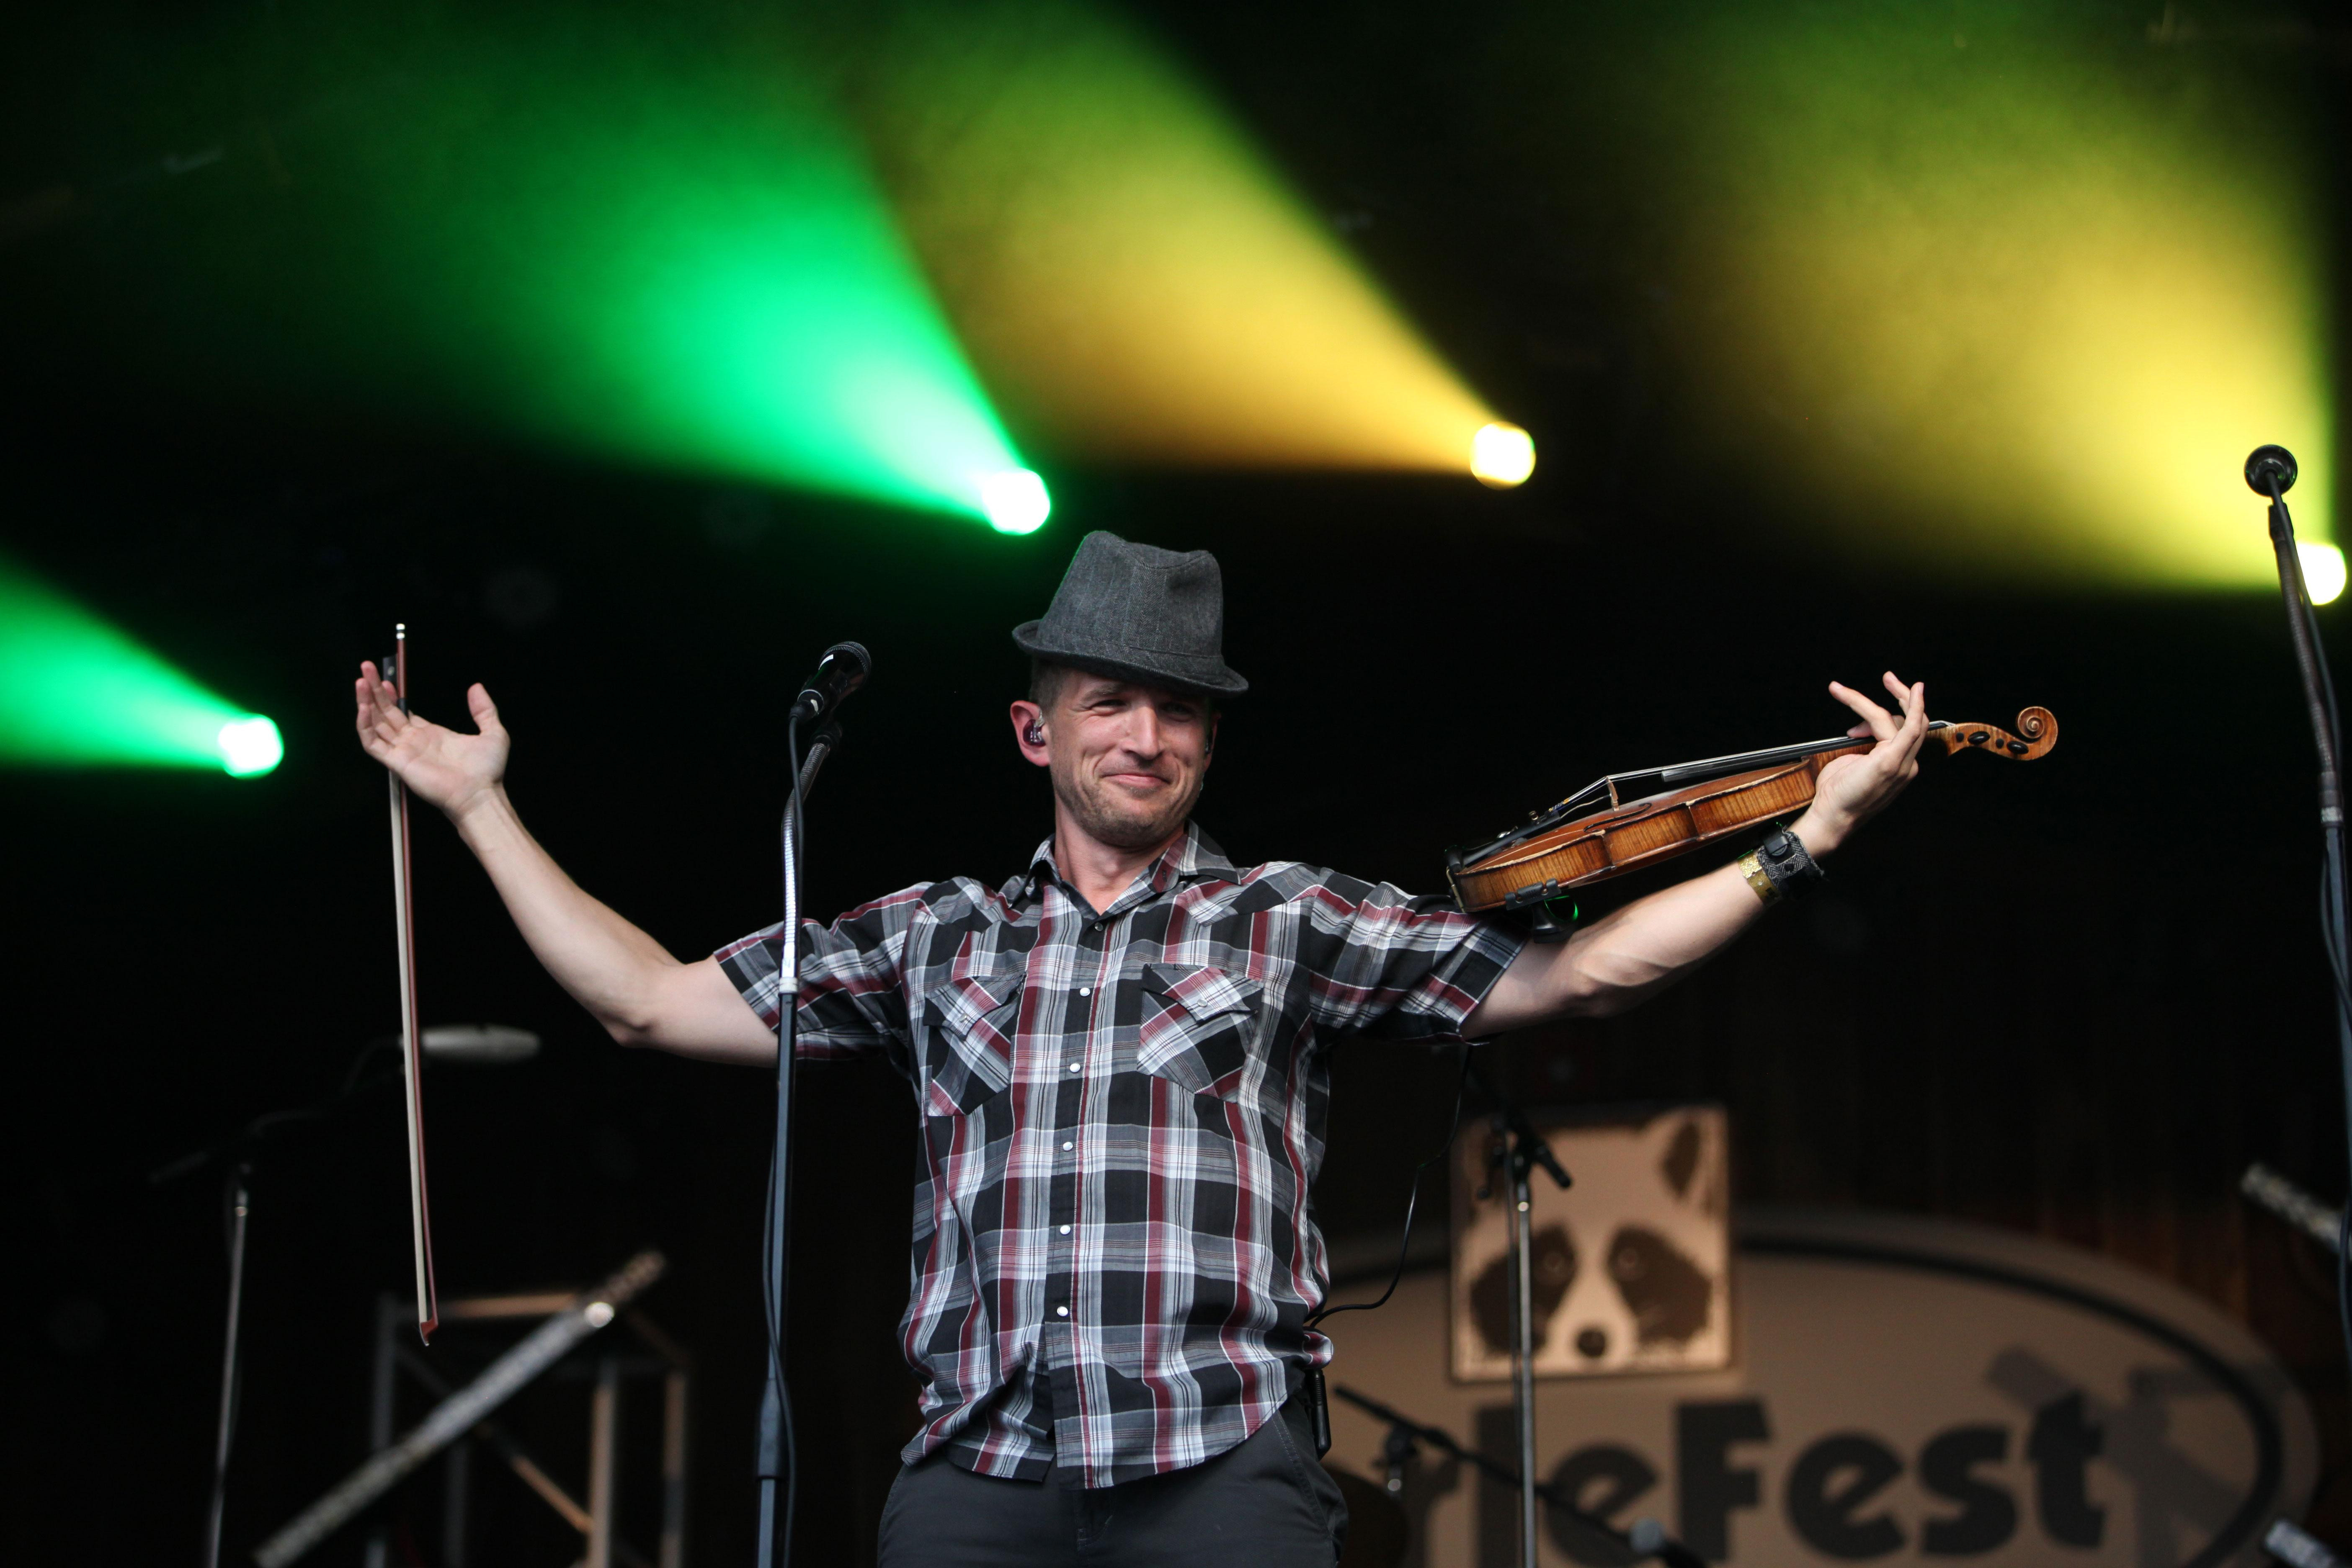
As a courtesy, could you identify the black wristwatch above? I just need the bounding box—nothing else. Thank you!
[1740,827,1825,905]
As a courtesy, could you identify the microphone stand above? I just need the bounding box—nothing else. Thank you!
[754,718,841,1568]
[2247,446,2352,1351]
[1465,1054,1573,1568]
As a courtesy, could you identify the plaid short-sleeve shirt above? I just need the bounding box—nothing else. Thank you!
[715,822,1523,1488]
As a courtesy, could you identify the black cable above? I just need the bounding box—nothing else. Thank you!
[2324,851,2352,1027]
[2337,1205,2352,1396]
[1309,1044,1475,1328]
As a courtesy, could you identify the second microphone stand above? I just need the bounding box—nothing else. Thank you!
[2250,447,2352,1186]
[1467,1055,1574,1568]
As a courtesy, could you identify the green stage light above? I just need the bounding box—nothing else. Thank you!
[0,555,279,775]
[217,716,286,778]
[209,11,1032,531]
[980,469,1052,535]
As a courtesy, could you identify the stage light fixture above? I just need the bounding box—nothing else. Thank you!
[1472,423,1537,488]
[0,554,278,775]
[217,716,286,777]
[979,469,1052,535]
[851,3,1510,477]
[2300,542,2346,606]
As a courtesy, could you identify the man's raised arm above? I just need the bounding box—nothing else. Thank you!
[353,666,776,1065]
[1464,673,1929,1035]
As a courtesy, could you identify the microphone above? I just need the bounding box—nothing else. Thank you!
[791,641,870,725]
[2247,445,2300,498]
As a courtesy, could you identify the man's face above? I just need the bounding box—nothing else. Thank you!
[1015,675,1215,853]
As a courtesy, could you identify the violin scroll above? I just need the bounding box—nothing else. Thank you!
[1929,707,2058,762]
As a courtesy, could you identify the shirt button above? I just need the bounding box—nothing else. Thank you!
[1055,1306,1070,1318]
[1059,1224,1072,1235]
[1062,1140,1074,1151]
[1067,1062,1081,1073]
[1078,986,1091,997]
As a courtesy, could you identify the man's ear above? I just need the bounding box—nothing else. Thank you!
[1204,713,1219,762]
[1010,699,1051,768]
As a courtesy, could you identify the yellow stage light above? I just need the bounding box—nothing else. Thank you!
[851,3,1505,477]
[1471,423,1537,488]
[1503,5,2334,586]
[2300,542,2346,606]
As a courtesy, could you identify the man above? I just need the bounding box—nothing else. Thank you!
[354,531,1927,1566]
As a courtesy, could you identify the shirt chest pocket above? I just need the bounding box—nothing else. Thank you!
[1135,963,1264,1103]
[921,970,1025,1117]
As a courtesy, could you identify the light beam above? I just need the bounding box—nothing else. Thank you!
[0,554,280,776]
[1594,3,2334,585]
[192,10,1037,531]
[850,1,1517,482]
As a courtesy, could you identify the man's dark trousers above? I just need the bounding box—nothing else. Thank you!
[877,1396,1348,1567]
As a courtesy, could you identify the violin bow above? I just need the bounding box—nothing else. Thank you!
[384,624,439,1344]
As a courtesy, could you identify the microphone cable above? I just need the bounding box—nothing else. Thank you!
[1308,1042,1475,1330]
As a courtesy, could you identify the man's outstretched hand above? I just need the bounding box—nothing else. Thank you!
[353,665,511,821]
[1796,671,1928,856]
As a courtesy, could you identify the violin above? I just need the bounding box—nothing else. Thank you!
[1446,706,2057,922]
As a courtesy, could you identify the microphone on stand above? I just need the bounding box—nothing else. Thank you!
[2246,444,2300,498]
[790,642,870,725]
[763,640,872,1567]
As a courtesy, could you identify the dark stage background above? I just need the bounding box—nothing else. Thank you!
[5,1,2350,1564]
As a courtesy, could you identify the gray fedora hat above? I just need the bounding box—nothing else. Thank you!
[1012,531,1248,698]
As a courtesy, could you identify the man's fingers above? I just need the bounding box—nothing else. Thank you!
[1828,679,1900,742]
[1899,681,1930,762]
[467,682,502,735]
[358,674,397,738]
[1826,680,1884,722]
